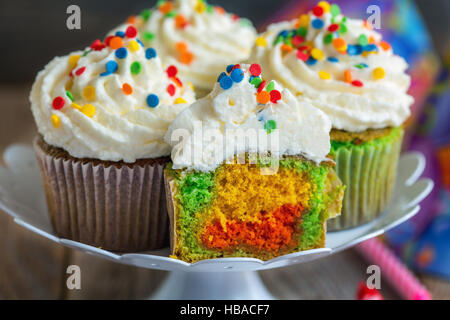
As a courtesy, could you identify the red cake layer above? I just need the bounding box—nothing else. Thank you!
[201,204,303,252]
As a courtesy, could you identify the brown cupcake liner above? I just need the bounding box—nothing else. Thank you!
[164,173,177,255]
[34,137,169,252]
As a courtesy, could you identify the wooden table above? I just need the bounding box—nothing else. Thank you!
[0,84,448,300]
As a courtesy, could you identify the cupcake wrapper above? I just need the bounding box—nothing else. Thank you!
[164,174,177,255]
[327,129,403,230]
[34,138,169,252]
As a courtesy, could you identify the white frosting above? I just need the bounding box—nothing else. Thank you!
[112,0,256,94]
[30,32,195,162]
[165,64,332,172]
[250,11,414,132]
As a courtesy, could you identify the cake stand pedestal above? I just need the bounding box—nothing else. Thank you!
[0,145,433,300]
[152,271,275,300]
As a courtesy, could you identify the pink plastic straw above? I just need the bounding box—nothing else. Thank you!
[356,238,432,300]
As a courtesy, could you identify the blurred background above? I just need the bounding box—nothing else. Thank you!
[0,0,449,82]
[0,0,449,299]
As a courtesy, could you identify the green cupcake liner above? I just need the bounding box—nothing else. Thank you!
[327,127,404,230]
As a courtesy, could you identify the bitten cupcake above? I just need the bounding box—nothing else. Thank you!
[110,0,256,97]
[30,26,195,251]
[163,64,344,262]
[250,2,414,229]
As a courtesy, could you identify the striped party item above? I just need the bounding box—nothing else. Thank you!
[356,238,432,300]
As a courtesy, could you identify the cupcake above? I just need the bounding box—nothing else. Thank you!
[30,26,195,251]
[110,0,257,97]
[163,64,344,262]
[250,2,414,229]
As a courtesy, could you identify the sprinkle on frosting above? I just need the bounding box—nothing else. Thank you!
[130,61,142,75]
[147,94,160,108]
[145,48,157,59]
[71,103,82,111]
[255,36,267,47]
[250,1,414,132]
[128,40,140,52]
[216,63,287,108]
[372,67,386,80]
[68,55,80,69]
[52,97,65,110]
[66,91,74,101]
[81,104,96,118]
[264,1,400,88]
[57,27,189,116]
[51,114,61,128]
[127,0,251,67]
[122,83,133,95]
[167,65,178,77]
[74,66,86,76]
[108,0,257,93]
[31,25,195,162]
[115,47,128,59]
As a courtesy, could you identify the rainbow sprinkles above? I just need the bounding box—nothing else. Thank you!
[255,1,391,88]
[49,25,190,128]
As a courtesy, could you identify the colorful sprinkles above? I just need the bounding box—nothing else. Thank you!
[216,63,285,134]
[175,41,194,65]
[51,114,61,128]
[81,104,96,118]
[106,60,119,73]
[68,55,81,69]
[122,83,133,95]
[130,61,142,75]
[74,66,86,76]
[52,96,65,110]
[125,1,250,65]
[147,94,160,108]
[115,47,128,59]
[255,36,267,47]
[166,65,178,77]
[219,75,233,90]
[230,68,244,83]
[372,67,386,80]
[128,40,140,52]
[50,26,188,128]
[264,119,277,134]
[269,1,393,88]
[145,48,157,59]
[257,91,270,104]
[82,86,96,101]
[318,71,331,80]
[125,25,138,38]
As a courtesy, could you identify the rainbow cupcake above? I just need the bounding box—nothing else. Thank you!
[250,2,414,229]
[30,26,195,251]
[164,64,344,262]
[110,0,257,97]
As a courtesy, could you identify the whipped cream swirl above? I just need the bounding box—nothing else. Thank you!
[165,64,332,172]
[30,27,195,162]
[250,4,414,132]
[111,0,256,95]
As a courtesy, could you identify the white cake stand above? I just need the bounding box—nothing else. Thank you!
[0,145,433,299]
